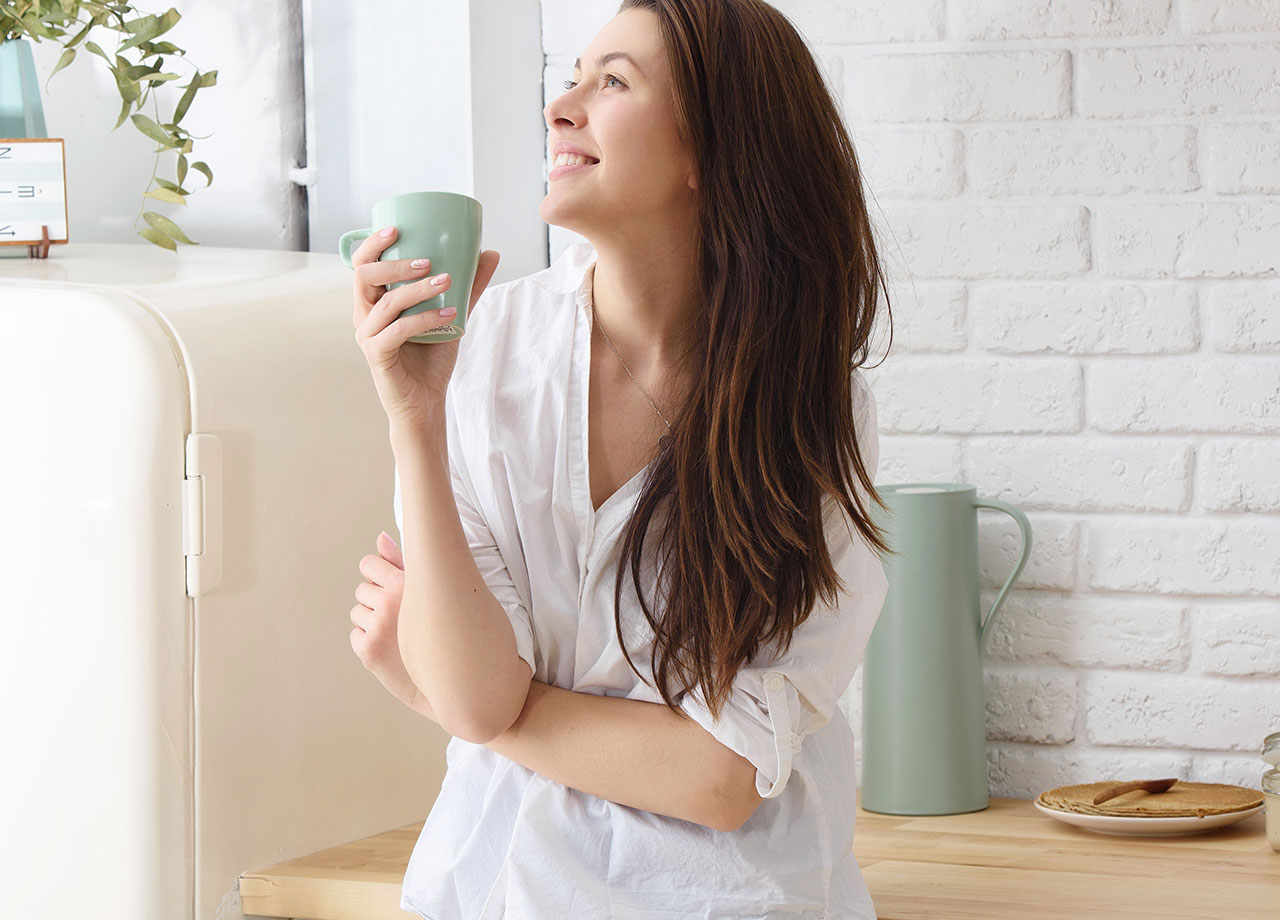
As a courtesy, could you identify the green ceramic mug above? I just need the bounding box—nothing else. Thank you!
[338,191,483,343]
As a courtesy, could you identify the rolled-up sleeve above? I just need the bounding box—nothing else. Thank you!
[393,455,537,679]
[678,373,887,799]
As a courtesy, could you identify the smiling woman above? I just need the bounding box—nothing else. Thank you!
[395,2,896,919]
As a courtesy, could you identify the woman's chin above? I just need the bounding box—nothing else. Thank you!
[539,202,591,236]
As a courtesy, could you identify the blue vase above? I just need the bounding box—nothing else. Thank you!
[1,37,51,257]
[0,36,48,138]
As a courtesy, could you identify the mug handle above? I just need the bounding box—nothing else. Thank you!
[971,497,1032,653]
[338,228,373,269]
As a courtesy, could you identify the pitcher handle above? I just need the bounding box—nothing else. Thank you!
[971,497,1033,653]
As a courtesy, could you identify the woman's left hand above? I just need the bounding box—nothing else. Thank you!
[350,530,437,722]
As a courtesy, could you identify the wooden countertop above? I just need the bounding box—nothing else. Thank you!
[240,792,1279,919]
[854,794,1277,919]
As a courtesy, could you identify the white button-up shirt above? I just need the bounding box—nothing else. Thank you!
[394,240,888,920]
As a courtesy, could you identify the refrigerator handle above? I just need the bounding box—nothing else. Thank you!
[183,433,223,596]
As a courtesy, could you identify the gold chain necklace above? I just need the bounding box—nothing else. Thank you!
[590,303,672,434]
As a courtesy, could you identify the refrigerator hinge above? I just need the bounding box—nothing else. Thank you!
[182,433,224,596]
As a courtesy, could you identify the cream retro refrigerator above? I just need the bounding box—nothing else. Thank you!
[0,243,450,920]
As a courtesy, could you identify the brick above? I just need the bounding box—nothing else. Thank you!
[1207,282,1280,352]
[1096,202,1280,278]
[970,125,1198,197]
[985,668,1079,743]
[845,50,1070,122]
[853,126,964,199]
[1086,672,1280,750]
[985,595,1187,670]
[870,358,1081,433]
[1208,123,1280,194]
[771,0,945,44]
[970,282,1198,353]
[1089,360,1280,433]
[1087,519,1280,595]
[1196,605,1280,676]
[950,0,1171,40]
[1198,440,1280,512]
[871,435,966,490]
[1079,44,1280,117]
[966,438,1192,512]
[1180,1,1280,33]
[977,516,1078,592]
[1190,755,1268,790]
[879,205,1090,279]
[988,744,1192,801]
[876,281,966,354]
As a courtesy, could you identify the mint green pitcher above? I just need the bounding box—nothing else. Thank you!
[860,483,1032,815]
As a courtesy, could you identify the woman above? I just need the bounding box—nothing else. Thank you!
[348,1,896,917]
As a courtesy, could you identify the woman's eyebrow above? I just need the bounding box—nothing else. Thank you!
[572,51,644,76]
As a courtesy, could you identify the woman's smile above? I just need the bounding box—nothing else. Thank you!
[549,160,599,180]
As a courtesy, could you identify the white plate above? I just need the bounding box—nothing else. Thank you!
[1033,797,1264,837]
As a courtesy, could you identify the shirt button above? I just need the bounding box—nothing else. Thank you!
[765,674,783,691]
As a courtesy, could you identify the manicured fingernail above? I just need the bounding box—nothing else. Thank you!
[430,272,449,286]
[380,226,394,238]
[439,307,457,317]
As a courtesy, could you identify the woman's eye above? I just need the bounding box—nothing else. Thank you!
[561,74,623,91]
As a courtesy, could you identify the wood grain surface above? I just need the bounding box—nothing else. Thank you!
[239,792,1279,919]
[853,792,1278,919]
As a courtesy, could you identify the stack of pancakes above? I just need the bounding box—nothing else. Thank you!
[1037,781,1263,818]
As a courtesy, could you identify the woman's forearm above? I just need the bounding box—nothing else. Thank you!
[407,685,440,724]
[390,414,531,743]
[483,679,757,832]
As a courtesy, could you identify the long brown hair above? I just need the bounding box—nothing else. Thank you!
[610,0,897,721]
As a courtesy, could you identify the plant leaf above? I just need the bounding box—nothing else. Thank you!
[174,72,199,124]
[130,113,173,146]
[64,18,93,49]
[191,160,212,186]
[138,227,178,251]
[157,8,181,36]
[144,187,186,205]
[123,13,160,36]
[154,178,191,195]
[48,46,75,80]
[177,154,188,186]
[113,66,139,104]
[142,211,196,245]
[83,39,111,63]
[18,17,58,40]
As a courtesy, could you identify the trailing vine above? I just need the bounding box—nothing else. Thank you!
[2,1,218,250]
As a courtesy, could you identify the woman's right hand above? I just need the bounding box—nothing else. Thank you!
[350,226,500,429]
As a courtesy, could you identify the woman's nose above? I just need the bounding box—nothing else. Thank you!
[545,91,580,129]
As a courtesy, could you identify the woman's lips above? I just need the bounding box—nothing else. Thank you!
[549,160,598,180]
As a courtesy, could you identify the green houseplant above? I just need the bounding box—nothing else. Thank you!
[1,1,218,250]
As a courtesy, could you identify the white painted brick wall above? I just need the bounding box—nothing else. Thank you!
[543,0,1280,799]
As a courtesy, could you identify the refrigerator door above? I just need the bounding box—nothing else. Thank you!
[0,244,450,920]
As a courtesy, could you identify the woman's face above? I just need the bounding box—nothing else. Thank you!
[540,9,696,242]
